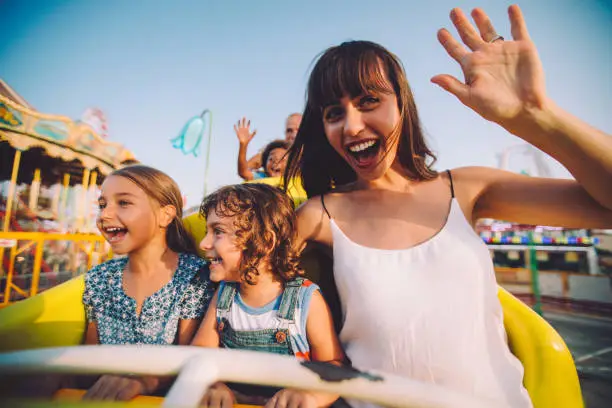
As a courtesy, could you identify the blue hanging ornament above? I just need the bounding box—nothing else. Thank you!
[171,109,214,196]
[171,109,212,157]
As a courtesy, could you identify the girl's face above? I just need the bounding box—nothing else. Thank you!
[265,147,288,178]
[96,175,168,255]
[322,87,401,181]
[199,209,242,283]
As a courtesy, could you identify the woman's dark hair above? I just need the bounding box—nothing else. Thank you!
[284,40,437,197]
[261,139,290,176]
[199,183,302,285]
[110,164,196,254]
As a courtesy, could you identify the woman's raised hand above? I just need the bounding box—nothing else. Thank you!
[432,5,548,136]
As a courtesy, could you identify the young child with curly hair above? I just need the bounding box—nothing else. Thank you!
[192,183,344,408]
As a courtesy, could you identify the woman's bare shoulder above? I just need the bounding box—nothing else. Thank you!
[295,194,340,246]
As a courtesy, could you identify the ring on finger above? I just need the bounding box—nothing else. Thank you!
[488,34,504,43]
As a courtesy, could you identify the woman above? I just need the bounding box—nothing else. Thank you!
[284,5,611,407]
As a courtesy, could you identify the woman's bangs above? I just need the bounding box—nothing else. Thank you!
[309,48,393,109]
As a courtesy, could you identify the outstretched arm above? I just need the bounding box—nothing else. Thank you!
[235,117,257,181]
[433,5,612,225]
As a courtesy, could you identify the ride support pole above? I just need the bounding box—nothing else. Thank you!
[528,230,543,316]
[202,110,213,198]
[2,149,21,233]
[0,149,22,279]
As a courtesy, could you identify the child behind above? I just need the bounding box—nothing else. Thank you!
[192,183,344,408]
[81,165,214,400]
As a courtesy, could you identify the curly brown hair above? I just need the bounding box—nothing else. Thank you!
[261,139,290,177]
[199,183,303,285]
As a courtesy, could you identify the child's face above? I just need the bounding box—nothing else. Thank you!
[96,175,162,255]
[265,147,288,178]
[200,209,242,283]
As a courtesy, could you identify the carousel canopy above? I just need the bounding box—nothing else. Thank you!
[0,80,136,186]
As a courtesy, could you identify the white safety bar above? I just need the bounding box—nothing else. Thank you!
[0,346,493,408]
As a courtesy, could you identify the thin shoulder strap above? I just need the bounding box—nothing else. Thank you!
[446,169,455,199]
[320,195,332,219]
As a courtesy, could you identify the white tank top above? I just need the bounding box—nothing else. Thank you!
[327,195,533,408]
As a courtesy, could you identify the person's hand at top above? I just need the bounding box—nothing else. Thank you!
[432,5,547,137]
[234,117,257,147]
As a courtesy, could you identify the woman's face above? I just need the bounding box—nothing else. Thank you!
[322,85,401,181]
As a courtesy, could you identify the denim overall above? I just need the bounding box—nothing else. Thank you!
[216,278,306,399]
[216,277,305,357]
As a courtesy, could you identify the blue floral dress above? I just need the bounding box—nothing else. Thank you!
[83,253,214,345]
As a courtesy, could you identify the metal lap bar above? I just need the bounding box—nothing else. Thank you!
[0,345,492,408]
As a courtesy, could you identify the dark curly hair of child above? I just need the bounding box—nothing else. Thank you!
[261,140,290,175]
[199,183,303,285]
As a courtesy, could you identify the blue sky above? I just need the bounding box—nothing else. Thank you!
[1,0,610,207]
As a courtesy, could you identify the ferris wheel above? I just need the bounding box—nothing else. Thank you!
[80,107,108,139]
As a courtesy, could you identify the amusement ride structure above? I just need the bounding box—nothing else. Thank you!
[0,80,136,304]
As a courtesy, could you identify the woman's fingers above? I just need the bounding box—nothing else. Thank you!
[436,28,468,64]
[508,4,530,41]
[430,74,469,103]
[471,8,500,43]
[449,8,483,50]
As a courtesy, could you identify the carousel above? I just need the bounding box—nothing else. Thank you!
[0,79,136,305]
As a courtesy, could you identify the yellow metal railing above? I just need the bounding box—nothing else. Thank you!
[0,232,111,306]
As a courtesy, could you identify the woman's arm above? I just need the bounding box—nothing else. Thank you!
[513,105,612,211]
[433,6,612,223]
[295,198,333,250]
[453,166,612,228]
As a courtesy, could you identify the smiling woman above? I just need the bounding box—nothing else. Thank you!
[286,40,438,197]
[284,5,611,408]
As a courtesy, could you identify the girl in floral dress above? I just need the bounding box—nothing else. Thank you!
[81,164,214,400]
